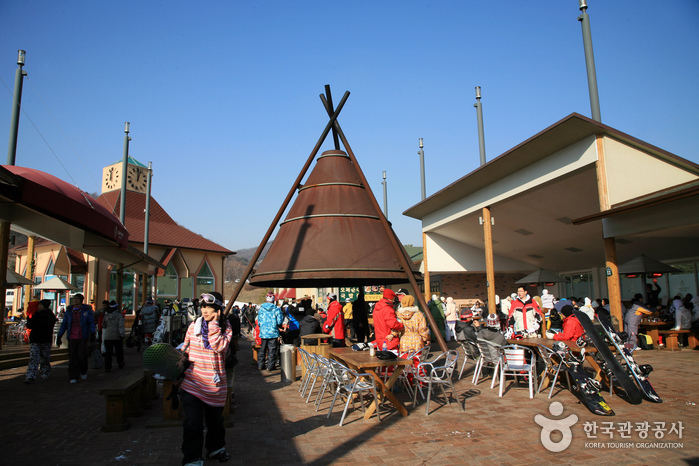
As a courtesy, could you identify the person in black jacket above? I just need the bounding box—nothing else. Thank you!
[299,299,322,345]
[25,299,57,383]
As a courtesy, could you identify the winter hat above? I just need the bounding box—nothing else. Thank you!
[266,293,274,302]
[401,295,415,307]
[345,298,351,303]
[383,289,396,301]
[109,300,119,310]
[396,288,409,296]
[542,289,549,295]
[584,297,592,307]
[432,294,438,301]
[560,304,574,318]
[326,292,337,301]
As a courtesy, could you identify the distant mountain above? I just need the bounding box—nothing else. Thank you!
[234,242,271,265]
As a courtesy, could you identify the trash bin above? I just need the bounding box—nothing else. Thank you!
[280,344,297,383]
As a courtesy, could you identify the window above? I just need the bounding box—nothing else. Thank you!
[564,272,594,299]
[46,257,55,276]
[157,263,178,300]
[196,262,214,295]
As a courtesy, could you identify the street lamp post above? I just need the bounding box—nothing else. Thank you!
[418,138,426,200]
[6,50,26,166]
[474,86,486,166]
[382,171,388,219]
[119,122,130,225]
[0,51,27,347]
[578,0,602,122]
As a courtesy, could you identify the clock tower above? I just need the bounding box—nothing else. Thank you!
[102,157,149,194]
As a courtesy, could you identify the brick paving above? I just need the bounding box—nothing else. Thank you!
[0,336,697,465]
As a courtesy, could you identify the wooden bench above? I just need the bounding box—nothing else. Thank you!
[99,371,155,432]
[658,329,699,351]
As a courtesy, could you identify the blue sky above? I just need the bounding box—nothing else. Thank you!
[1,1,697,253]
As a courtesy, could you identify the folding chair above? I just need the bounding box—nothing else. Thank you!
[412,350,464,415]
[498,344,537,398]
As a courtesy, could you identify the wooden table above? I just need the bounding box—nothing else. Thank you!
[329,347,413,419]
[639,321,671,345]
[507,338,602,389]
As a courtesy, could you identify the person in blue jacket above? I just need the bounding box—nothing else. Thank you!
[56,293,96,383]
[256,293,283,371]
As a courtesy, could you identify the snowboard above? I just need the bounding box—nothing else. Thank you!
[596,314,662,403]
[551,343,614,416]
[142,343,189,381]
[573,310,643,405]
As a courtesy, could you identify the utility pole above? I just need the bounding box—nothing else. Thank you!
[418,138,426,200]
[381,171,388,219]
[578,0,602,122]
[474,86,486,166]
[0,51,27,348]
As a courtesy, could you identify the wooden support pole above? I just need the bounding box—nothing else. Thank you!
[604,237,623,331]
[482,207,496,315]
[23,235,35,314]
[595,134,623,330]
[422,232,430,303]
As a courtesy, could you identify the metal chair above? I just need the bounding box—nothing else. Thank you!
[297,347,316,399]
[411,350,464,415]
[326,360,381,426]
[458,340,481,381]
[411,345,433,400]
[498,344,537,398]
[8,320,26,344]
[304,353,330,404]
[536,344,571,398]
[313,355,338,411]
[474,339,502,388]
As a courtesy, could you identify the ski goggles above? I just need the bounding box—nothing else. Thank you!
[200,293,224,308]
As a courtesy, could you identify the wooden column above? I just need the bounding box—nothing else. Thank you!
[23,235,35,314]
[482,207,496,315]
[422,232,430,302]
[604,237,623,331]
[595,134,623,329]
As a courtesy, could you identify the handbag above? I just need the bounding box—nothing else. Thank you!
[376,350,397,360]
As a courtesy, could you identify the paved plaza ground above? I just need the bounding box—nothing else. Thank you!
[0,335,697,465]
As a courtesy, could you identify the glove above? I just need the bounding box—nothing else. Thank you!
[56,338,62,347]
[89,333,96,343]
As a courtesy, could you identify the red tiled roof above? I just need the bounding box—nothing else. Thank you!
[96,191,232,254]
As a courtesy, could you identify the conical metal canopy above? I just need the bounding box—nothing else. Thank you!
[618,254,680,275]
[249,149,419,287]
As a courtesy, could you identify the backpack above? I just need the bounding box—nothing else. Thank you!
[638,333,654,350]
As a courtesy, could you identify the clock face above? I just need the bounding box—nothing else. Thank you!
[127,166,147,192]
[104,166,120,190]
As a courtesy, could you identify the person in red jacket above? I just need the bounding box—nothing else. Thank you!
[373,289,404,351]
[322,293,346,347]
[508,286,545,335]
[552,305,584,341]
